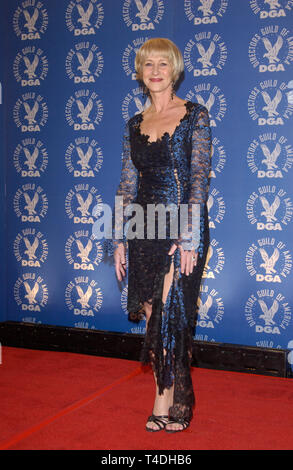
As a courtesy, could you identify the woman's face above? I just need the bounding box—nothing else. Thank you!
[142,54,173,95]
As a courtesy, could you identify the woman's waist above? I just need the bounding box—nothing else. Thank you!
[136,182,189,205]
[138,165,173,179]
[135,188,179,207]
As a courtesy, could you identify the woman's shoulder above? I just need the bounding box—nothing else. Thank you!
[125,100,209,130]
[186,101,208,116]
[186,101,210,127]
[126,112,142,129]
[121,113,142,137]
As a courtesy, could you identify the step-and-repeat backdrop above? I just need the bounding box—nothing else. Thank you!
[3,0,293,366]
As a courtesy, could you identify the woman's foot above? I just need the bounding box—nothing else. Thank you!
[146,384,173,431]
[145,414,169,432]
[165,417,190,433]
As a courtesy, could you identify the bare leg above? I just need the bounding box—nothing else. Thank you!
[144,300,173,431]
[161,260,187,432]
[145,258,182,431]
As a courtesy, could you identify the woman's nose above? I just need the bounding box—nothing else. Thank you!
[152,64,159,74]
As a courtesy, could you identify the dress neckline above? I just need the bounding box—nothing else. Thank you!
[136,100,193,145]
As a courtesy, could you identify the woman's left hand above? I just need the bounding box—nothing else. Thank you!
[168,243,198,276]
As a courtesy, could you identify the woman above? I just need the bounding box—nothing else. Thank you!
[113,38,211,433]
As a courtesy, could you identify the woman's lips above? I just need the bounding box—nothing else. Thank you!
[149,78,162,82]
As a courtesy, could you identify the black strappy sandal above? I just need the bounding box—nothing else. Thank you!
[145,414,169,432]
[165,417,190,433]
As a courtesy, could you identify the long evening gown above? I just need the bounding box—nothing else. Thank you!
[113,101,211,422]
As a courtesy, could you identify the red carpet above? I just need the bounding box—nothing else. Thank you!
[0,346,293,450]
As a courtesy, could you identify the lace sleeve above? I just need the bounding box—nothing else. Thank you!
[178,105,212,251]
[94,120,138,254]
[112,120,139,249]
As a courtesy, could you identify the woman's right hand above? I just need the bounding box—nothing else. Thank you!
[114,243,127,281]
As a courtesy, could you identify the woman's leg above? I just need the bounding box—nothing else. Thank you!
[161,259,189,432]
[144,300,173,431]
[144,256,190,431]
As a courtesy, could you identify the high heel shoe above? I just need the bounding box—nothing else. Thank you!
[165,417,190,433]
[145,414,169,432]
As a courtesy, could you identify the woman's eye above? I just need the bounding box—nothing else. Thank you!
[144,61,168,67]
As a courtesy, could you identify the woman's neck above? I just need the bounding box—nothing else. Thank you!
[148,89,177,114]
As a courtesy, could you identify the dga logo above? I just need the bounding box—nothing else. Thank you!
[184,31,227,77]
[65,230,103,270]
[246,237,292,282]
[184,0,229,25]
[65,89,103,130]
[246,185,293,231]
[65,0,104,35]
[196,284,225,329]
[65,183,103,224]
[13,138,48,177]
[13,93,48,132]
[247,132,293,179]
[250,0,293,19]
[202,238,225,279]
[14,272,48,312]
[13,0,48,40]
[122,37,149,79]
[186,83,227,127]
[13,183,48,222]
[249,25,293,73]
[207,187,226,228]
[122,0,165,31]
[210,136,226,178]
[13,46,48,87]
[248,80,293,125]
[245,289,291,335]
[65,42,104,83]
[122,87,151,121]
[65,136,103,177]
[65,276,103,317]
[14,228,48,267]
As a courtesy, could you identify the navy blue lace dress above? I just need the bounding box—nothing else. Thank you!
[113,101,211,421]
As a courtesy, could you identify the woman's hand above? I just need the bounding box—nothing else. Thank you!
[168,243,198,276]
[114,243,127,281]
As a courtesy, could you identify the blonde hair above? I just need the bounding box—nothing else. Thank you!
[135,38,184,84]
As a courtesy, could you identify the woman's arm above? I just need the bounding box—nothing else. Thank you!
[113,120,139,248]
[113,121,138,280]
[178,104,212,252]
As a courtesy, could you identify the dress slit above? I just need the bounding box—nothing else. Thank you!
[162,255,175,304]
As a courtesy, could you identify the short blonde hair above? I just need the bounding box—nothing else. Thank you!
[135,38,184,84]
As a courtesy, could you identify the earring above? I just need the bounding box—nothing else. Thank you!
[171,81,175,100]
[143,84,150,102]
